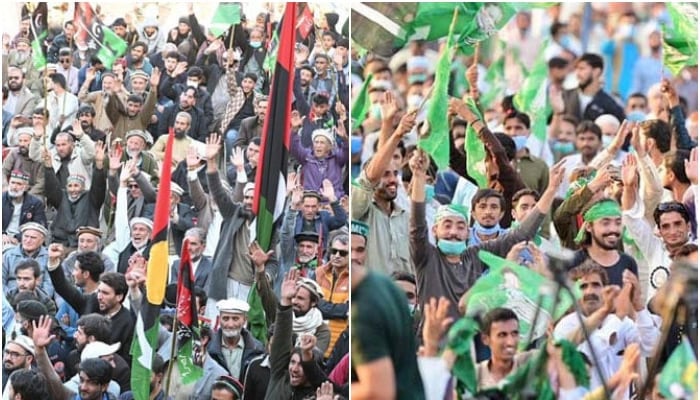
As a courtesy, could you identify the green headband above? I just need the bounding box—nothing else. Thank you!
[574,201,622,244]
[351,220,369,238]
[434,204,469,224]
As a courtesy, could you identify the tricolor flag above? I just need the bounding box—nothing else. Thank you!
[253,2,296,252]
[351,74,373,130]
[175,239,203,383]
[130,128,174,400]
[297,4,315,40]
[27,2,48,70]
[74,2,128,68]
[662,3,698,76]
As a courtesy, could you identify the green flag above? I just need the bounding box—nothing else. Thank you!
[662,3,698,76]
[448,316,481,396]
[420,9,457,170]
[464,97,489,188]
[481,43,507,109]
[210,3,241,37]
[29,3,48,70]
[513,42,550,142]
[96,27,128,69]
[464,250,577,349]
[262,27,279,73]
[659,336,698,399]
[246,282,268,346]
[351,74,373,130]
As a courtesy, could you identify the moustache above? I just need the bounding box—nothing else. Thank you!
[583,294,599,302]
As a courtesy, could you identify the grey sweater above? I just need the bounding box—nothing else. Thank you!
[410,201,545,321]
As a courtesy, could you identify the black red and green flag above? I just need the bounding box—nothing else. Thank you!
[175,238,204,383]
[250,2,297,345]
[26,2,48,70]
[297,4,314,40]
[74,2,128,68]
[130,128,174,400]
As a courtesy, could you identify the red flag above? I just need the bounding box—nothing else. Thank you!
[253,2,297,252]
[297,4,314,40]
[176,239,197,327]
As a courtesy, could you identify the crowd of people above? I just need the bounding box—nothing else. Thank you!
[2,2,351,400]
[350,3,698,400]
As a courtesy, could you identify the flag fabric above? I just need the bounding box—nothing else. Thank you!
[210,3,241,37]
[246,282,268,346]
[419,10,458,170]
[463,250,577,349]
[351,74,373,130]
[297,4,314,40]
[28,2,48,70]
[253,2,296,252]
[262,26,279,73]
[513,42,550,143]
[481,42,507,108]
[463,97,489,188]
[175,238,204,384]
[659,336,698,399]
[351,3,554,57]
[662,3,698,76]
[130,129,174,400]
[74,2,127,68]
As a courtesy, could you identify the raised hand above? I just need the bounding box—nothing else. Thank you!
[620,154,638,187]
[109,143,123,170]
[587,166,612,193]
[48,243,64,264]
[505,241,528,263]
[94,140,106,166]
[150,67,161,88]
[290,183,304,209]
[380,91,399,121]
[629,123,646,158]
[280,269,299,306]
[408,148,429,178]
[86,67,97,82]
[685,147,698,185]
[71,118,84,137]
[291,110,305,129]
[546,159,567,192]
[32,315,55,349]
[608,119,631,152]
[320,179,337,203]
[205,134,222,161]
[549,84,565,115]
[186,145,201,169]
[42,146,52,167]
[249,241,274,271]
[660,78,680,108]
[299,333,317,361]
[602,285,621,314]
[315,381,335,400]
[395,111,416,137]
[422,297,454,356]
[120,159,136,183]
[622,269,644,312]
[230,146,245,172]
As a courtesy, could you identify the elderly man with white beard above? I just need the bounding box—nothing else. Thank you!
[2,170,46,247]
[206,298,265,383]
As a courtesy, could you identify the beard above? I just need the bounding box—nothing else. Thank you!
[80,120,91,130]
[174,128,187,139]
[222,328,241,339]
[17,146,29,157]
[240,207,255,221]
[8,189,25,198]
[13,51,29,65]
[126,148,141,158]
[578,76,593,91]
[293,307,309,318]
[592,232,620,250]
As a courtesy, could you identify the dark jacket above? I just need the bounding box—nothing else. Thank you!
[293,204,348,251]
[2,192,47,239]
[562,88,626,123]
[206,327,264,383]
[232,115,263,149]
[157,103,210,142]
[169,255,213,288]
[45,164,106,248]
[264,305,327,400]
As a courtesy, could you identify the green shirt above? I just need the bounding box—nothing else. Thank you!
[351,271,425,399]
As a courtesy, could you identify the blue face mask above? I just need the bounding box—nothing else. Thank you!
[408,73,427,84]
[370,103,382,120]
[512,135,528,152]
[425,184,435,203]
[437,239,467,255]
[627,110,646,122]
[473,222,501,236]
[250,41,262,49]
[552,140,575,155]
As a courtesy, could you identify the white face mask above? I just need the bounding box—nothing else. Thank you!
[407,94,423,109]
[186,80,199,88]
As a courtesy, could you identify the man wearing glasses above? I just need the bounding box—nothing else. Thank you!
[4,66,38,117]
[56,48,80,95]
[1,335,35,391]
[315,231,349,358]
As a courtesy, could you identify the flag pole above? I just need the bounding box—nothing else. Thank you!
[164,240,187,399]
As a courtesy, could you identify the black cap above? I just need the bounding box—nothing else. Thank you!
[337,37,349,49]
[178,17,190,26]
[294,231,319,244]
[16,300,49,321]
[112,18,127,28]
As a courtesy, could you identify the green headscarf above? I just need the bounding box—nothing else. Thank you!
[573,200,622,244]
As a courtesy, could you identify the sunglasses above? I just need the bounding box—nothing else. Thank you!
[128,184,139,189]
[59,58,71,64]
[657,202,686,213]
[330,248,348,257]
